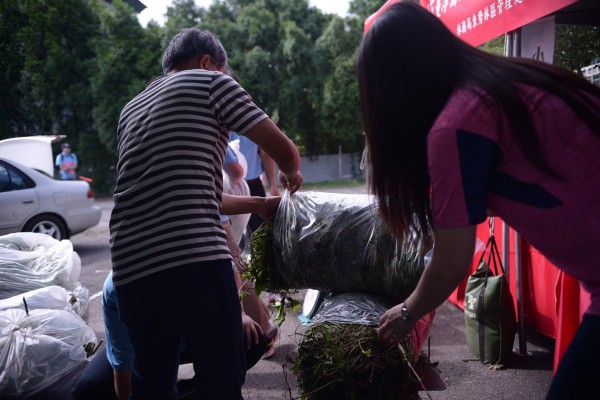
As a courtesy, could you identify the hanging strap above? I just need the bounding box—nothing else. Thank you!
[477,270,487,362]
[476,218,506,277]
[476,217,506,363]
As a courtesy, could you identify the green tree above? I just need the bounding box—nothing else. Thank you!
[0,0,99,178]
[279,19,320,153]
[348,0,386,20]
[162,0,206,46]
[89,0,162,193]
[555,25,600,74]
[197,0,348,155]
[2,0,383,193]
[480,35,505,56]
[316,16,363,153]
[0,1,29,137]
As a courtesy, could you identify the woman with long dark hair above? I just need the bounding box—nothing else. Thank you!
[358,3,600,398]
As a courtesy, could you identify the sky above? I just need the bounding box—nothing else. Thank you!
[137,0,350,27]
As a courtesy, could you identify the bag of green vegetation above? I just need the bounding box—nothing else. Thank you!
[246,191,431,301]
[293,292,434,400]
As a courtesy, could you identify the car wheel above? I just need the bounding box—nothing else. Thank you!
[23,214,68,240]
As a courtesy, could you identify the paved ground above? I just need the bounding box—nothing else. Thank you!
[71,184,555,399]
[232,298,555,400]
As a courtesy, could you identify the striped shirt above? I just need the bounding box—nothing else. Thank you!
[110,70,268,286]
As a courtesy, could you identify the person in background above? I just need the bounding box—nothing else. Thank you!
[227,70,285,305]
[357,3,600,400]
[55,143,78,180]
[227,71,280,239]
[222,145,280,359]
[230,130,279,232]
[110,28,302,400]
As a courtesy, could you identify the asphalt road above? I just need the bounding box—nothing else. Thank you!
[70,186,554,399]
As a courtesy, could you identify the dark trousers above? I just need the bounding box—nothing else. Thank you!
[115,261,246,400]
[72,348,118,400]
[245,177,267,233]
[72,336,268,400]
[546,313,600,399]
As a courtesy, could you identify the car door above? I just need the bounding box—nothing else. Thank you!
[0,161,39,235]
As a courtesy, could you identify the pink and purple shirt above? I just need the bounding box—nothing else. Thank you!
[427,85,600,316]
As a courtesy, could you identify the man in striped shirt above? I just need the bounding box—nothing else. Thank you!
[109,28,303,399]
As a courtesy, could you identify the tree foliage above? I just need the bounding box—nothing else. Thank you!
[1,0,598,194]
[555,25,600,74]
[0,0,98,148]
[87,0,162,192]
[480,35,505,56]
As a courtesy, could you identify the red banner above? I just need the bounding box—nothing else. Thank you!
[364,0,578,47]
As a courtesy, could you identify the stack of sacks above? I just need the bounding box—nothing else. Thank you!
[0,233,96,399]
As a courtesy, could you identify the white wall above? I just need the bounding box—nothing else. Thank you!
[275,152,365,183]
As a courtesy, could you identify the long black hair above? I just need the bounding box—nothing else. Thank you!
[358,1,600,240]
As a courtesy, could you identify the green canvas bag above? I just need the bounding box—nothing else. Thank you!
[464,225,517,369]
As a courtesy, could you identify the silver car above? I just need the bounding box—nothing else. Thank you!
[0,137,101,240]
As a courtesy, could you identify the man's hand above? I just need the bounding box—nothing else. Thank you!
[241,312,263,350]
[279,170,303,194]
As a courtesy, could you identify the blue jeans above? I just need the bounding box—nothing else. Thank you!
[546,313,600,399]
[115,260,245,400]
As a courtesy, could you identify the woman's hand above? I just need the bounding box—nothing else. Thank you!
[256,196,281,220]
[377,304,417,346]
[279,170,303,194]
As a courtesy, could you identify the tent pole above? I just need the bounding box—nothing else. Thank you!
[502,224,510,287]
[504,31,514,57]
[502,29,512,300]
[514,231,529,355]
[511,26,528,356]
[512,27,522,57]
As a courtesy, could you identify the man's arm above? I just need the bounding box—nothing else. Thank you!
[258,150,279,196]
[244,119,302,193]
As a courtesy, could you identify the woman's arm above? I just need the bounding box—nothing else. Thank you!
[378,225,477,344]
[221,193,280,220]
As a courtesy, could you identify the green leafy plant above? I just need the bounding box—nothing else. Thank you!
[291,322,422,400]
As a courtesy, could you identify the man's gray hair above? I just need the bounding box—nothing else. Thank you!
[161,28,228,74]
